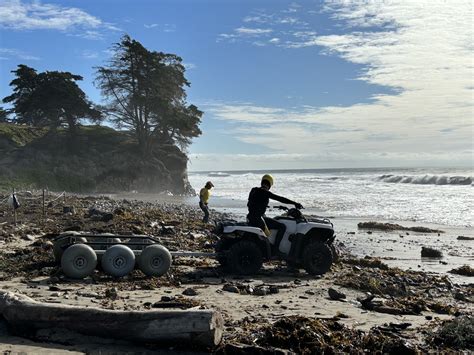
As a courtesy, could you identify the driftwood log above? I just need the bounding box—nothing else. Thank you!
[0,291,223,347]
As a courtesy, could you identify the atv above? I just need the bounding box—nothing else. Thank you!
[215,206,336,275]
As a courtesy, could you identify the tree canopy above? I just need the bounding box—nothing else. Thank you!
[0,107,9,122]
[95,35,202,154]
[2,64,102,134]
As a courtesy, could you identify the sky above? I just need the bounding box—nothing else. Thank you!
[0,0,472,171]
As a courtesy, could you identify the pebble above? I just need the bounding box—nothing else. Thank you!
[328,288,347,301]
[222,284,240,294]
[182,288,198,296]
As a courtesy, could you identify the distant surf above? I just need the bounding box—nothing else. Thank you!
[378,174,472,185]
[189,167,474,227]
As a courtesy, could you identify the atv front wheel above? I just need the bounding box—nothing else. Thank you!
[302,242,332,275]
[227,240,263,275]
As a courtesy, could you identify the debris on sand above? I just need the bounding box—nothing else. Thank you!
[341,256,389,270]
[328,288,346,301]
[220,316,419,354]
[358,221,444,233]
[457,236,474,241]
[448,265,474,277]
[421,247,443,258]
[430,316,473,350]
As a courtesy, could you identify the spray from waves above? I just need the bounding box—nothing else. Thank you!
[378,174,472,185]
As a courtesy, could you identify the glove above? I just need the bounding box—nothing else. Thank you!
[295,203,303,209]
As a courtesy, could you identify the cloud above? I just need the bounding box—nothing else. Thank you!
[144,23,176,32]
[219,6,308,45]
[0,47,40,60]
[0,0,119,38]
[81,50,99,59]
[204,1,473,168]
[235,27,273,35]
[183,62,196,70]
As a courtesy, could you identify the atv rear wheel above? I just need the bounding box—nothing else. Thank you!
[302,242,332,275]
[227,240,263,275]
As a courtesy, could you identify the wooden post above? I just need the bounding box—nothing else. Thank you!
[12,187,16,226]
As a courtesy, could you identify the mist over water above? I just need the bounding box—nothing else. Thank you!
[189,167,473,227]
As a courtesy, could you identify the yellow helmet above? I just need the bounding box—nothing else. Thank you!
[261,174,274,187]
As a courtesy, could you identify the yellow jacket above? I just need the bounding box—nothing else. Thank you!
[200,187,211,204]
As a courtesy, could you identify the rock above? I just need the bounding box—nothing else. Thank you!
[63,206,75,214]
[269,286,279,294]
[457,236,474,241]
[189,232,205,240]
[253,287,269,296]
[22,234,35,241]
[453,292,468,301]
[222,284,240,294]
[105,287,118,300]
[328,288,346,301]
[161,296,175,302]
[182,288,198,296]
[421,247,443,258]
[448,265,474,277]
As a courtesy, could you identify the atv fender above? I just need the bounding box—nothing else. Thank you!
[302,227,334,244]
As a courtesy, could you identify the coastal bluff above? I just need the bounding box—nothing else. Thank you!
[0,123,193,194]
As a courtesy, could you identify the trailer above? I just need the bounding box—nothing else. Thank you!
[53,231,215,279]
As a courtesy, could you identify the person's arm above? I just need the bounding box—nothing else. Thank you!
[268,191,297,205]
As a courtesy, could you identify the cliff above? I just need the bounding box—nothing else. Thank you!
[0,123,193,194]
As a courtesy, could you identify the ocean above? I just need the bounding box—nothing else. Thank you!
[189,167,473,228]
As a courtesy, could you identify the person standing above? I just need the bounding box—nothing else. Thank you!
[199,181,214,223]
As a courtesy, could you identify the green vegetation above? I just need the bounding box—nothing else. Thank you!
[0,35,200,194]
[0,122,48,147]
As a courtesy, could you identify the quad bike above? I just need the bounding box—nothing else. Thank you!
[215,206,336,275]
[53,232,172,279]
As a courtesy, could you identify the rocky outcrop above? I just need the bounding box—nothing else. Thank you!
[0,123,193,194]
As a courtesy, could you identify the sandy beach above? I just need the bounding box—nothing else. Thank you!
[0,193,472,353]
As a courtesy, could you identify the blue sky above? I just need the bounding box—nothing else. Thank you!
[0,0,472,171]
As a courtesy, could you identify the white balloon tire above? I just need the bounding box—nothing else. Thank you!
[61,243,97,279]
[101,245,136,277]
[138,245,172,277]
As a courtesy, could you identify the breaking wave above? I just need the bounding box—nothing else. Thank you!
[378,174,472,185]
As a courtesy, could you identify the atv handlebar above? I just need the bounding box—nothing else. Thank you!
[273,205,303,210]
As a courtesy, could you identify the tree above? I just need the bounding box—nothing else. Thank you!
[0,107,10,122]
[3,64,102,135]
[95,35,202,155]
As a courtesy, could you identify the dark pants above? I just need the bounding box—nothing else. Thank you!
[247,214,286,251]
[199,202,209,223]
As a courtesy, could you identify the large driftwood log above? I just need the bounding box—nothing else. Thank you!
[0,291,223,347]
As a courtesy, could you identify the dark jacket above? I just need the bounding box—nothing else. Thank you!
[247,187,295,217]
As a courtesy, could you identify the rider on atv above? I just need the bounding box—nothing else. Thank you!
[247,174,303,251]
